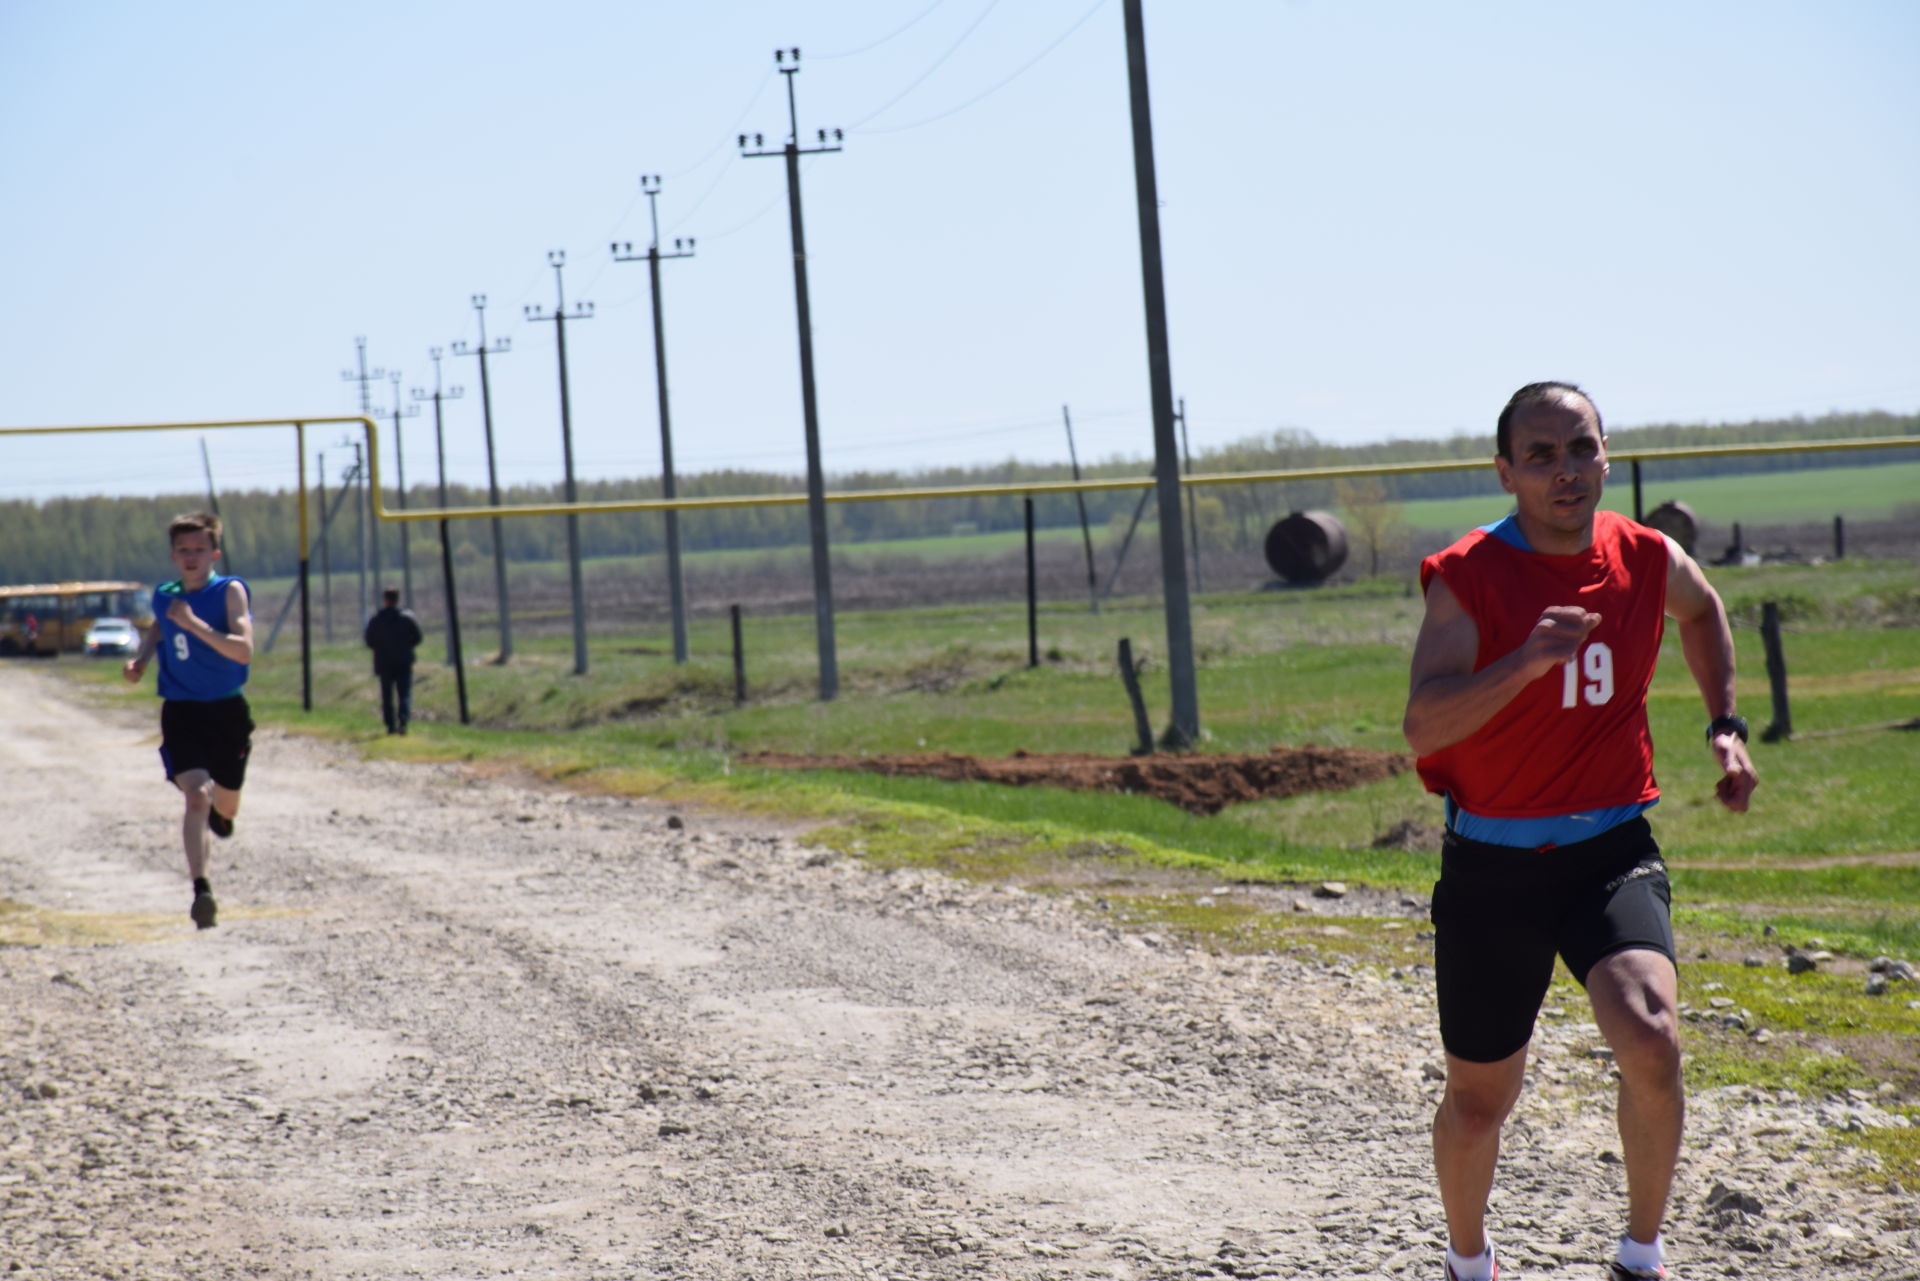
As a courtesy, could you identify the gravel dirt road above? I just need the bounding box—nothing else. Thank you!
[1,667,1913,1279]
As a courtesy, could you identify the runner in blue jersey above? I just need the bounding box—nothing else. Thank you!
[124,512,255,930]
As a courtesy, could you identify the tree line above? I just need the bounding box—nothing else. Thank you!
[2,409,1911,584]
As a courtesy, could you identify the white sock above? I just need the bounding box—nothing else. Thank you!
[1445,1243,1496,1281]
[1616,1232,1663,1272]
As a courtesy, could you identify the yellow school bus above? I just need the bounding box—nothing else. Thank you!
[0,581,153,657]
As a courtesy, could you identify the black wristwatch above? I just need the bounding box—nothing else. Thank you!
[1707,714,1749,744]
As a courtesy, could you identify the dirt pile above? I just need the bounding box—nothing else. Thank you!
[739,745,1415,815]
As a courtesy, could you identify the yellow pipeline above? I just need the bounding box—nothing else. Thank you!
[4,417,1917,525]
[0,417,312,556]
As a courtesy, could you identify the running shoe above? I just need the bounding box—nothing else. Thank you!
[190,890,218,930]
[1444,1247,1497,1280]
[208,809,234,839]
[1607,1264,1666,1280]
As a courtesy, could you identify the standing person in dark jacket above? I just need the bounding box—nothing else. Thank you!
[363,588,424,734]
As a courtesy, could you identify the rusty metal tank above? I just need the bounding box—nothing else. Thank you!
[1640,500,1698,555]
[1263,511,1350,584]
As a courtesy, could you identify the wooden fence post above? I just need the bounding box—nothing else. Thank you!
[730,605,747,706]
[1025,497,1039,669]
[1117,638,1154,756]
[1760,600,1792,742]
[439,518,470,725]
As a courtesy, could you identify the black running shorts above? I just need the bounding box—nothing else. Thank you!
[1430,816,1674,1064]
[159,695,254,792]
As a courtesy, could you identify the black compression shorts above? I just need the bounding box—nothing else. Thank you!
[1430,816,1674,1063]
[159,695,254,792]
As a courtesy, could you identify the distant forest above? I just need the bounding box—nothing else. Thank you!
[3,410,1912,584]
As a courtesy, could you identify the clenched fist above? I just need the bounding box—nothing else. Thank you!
[1521,606,1601,677]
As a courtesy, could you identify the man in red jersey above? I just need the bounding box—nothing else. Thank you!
[1403,382,1757,1281]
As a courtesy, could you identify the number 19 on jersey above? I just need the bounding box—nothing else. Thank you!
[1562,642,1615,708]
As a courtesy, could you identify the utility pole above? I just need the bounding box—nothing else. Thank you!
[1062,405,1099,614]
[1177,396,1200,593]
[524,250,594,676]
[341,336,386,596]
[387,371,420,608]
[412,348,465,666]
[1122,0,1198,747]
[743,47,844,702]
[451,294,514,663]
[340,335,386,418]
[613,175,696,664]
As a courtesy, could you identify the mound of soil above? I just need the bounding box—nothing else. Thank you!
[739,745,1415,815]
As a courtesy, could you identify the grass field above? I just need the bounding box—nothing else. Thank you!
[239,522,1099,607]
[43,554,1920,1141]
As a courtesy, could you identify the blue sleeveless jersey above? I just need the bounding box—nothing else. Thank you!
[153,574,251,701]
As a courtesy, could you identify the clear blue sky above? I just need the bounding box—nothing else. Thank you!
[3,0,1915,502]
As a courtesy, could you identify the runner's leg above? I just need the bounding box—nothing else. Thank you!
[1433,1045,1528,1260]
[207,696,251,826]
[175,767,214,880]
[1586,947,1683,1246]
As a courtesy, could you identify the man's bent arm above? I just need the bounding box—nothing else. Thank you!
[1402,576,1594,756]
[1664,535,1756,811]
[1665,536,1735,718]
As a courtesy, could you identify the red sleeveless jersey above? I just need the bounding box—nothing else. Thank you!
[1415,510,1669,817]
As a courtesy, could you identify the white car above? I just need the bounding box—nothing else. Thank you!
[84,617,140,658]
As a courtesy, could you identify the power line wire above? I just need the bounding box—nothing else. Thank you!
[816,0,952,59]
[664,151,741,238]
[847,0,1005,129]
[663,63,778,180]
[856,0,1109,136]
[479,63,784,333]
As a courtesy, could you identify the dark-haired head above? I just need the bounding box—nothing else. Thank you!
[168,511,222,551]
[1496,382,1602,460]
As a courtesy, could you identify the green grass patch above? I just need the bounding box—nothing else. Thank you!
[0,896,240,946]
[1674,954,1920,1183]
[1851,1110,1920,1188]
[1097,895,1437,971]
[237,523,1099,607]
[1678,907,1920,967]
[793,768,1439,888]
[1681,961,1919,1044]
